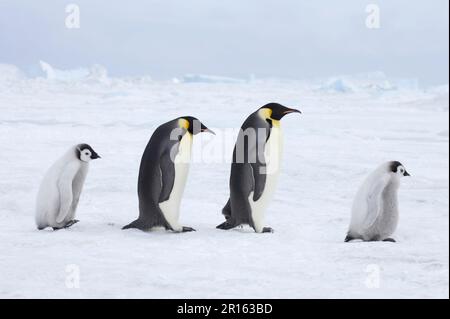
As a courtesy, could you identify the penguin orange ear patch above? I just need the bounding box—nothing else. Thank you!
[178,118,190,130]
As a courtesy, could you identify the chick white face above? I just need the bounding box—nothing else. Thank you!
[79,149,93,162]
[390,161,410,178]
[77,144,101,163]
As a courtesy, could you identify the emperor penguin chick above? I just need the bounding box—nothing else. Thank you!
[345,161,410,243]
[122,116,215,233]
[35,144,101,230]
[217,103,301,233]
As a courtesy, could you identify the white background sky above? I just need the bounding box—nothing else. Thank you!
[0,0,448,85]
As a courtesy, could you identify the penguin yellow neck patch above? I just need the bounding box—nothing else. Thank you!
[178,118,190,130]
[258,108,272,120]
[258,108,280,126]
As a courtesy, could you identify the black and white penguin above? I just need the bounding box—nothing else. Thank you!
[345,161,411,242]
[122,116,214,232]
[35,144,101,230]
[217,103,301,233]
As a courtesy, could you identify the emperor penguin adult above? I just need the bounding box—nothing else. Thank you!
[35,144,101,230]
[217,103,301,233]
[345,161,411,243]
[122,116,215,232]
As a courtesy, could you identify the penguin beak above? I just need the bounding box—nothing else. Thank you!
[404,171,410,177]
[201,126,216,135]
[92,153,101,160]
[283,108,302,115]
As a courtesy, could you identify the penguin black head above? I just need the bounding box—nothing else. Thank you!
[178,116,215,135]
[258,103,301,121]
[390,161,410,177]
[77,144,101,162]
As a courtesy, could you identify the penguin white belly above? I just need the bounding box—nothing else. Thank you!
[35,159,69,229]
[159,133,192,231]
[35,174,60,228]
[249,125,283,233]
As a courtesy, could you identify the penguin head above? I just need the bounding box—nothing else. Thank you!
[77,144,101,162]
[390,161,410,177]
[178,116,215,135]
[258,103,301,122]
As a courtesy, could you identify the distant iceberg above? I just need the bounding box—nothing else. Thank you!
[0,64,25,83]
[319,78,355,93]
[39,61,110,84]
[316,72,422,94]
[39,60,89,81]
[182,74,246,84]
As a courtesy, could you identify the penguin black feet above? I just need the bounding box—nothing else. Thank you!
[344,235,354,242]
[122,219,151,231]
[262,227,274,233]
[52,220,79,231]
[181,226,196,232]
[64,220,80,228]
[216,221,237,230]
[383,238,396,243]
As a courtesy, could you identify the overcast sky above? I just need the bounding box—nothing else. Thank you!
[0,0,448,85]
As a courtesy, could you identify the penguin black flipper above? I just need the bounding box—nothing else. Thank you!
[220,112,271,229]
[248,115,270,202]
[251,161,267,202]
[159,149,176,203]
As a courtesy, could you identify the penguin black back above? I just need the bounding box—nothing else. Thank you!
[128,119,182,230]
[218,103,301,233]
[123,117,214,232]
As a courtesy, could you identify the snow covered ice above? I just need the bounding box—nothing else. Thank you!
[0,63,448,298]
